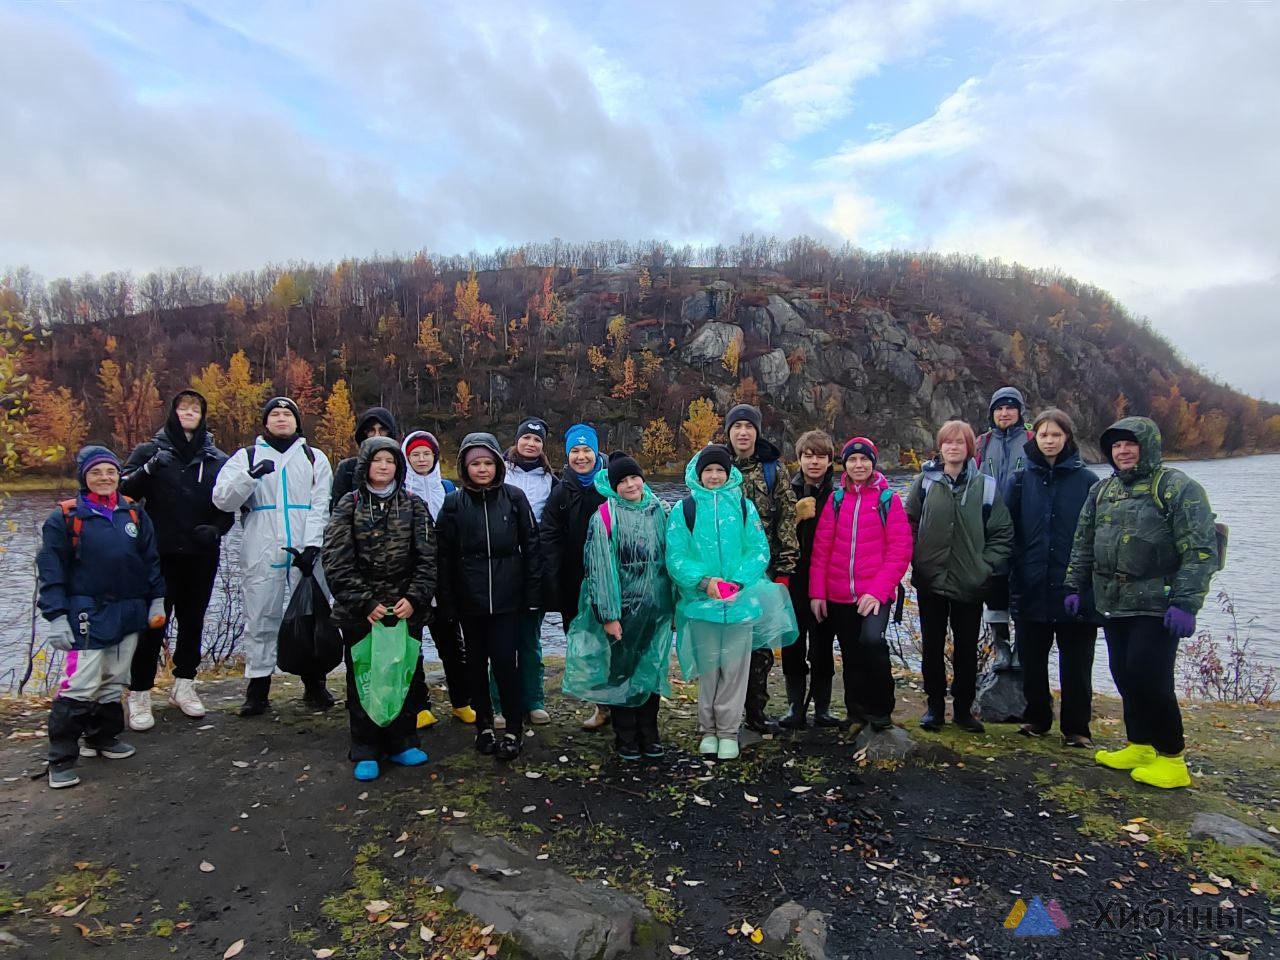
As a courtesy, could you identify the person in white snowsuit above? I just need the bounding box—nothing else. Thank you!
[212,397,334,715]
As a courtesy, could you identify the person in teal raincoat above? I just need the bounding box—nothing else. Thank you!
[563,455,674,761]
[665,445,797,761]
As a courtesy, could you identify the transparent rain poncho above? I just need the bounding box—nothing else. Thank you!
[665,459,798,680]
[562,471,677,707]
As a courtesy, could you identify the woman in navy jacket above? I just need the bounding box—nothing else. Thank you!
[1002,409,1100,747]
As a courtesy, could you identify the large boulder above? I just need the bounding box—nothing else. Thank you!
[760,900,831,960]
[436,831,667,960]
[976,670,1026,723]
[754,348,791,394]
[682,322,742,365]
[1189,813,1280,853]
[680,280,734,325]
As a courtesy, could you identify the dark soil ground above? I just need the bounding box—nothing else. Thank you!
[1,664,1277,960]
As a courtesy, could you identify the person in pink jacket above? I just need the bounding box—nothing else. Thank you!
[809,437,913,731]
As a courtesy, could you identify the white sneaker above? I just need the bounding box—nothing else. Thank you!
[169,679,206,718]
[127,691,155,731]
[494,715,507,730]
[528,708,551,725]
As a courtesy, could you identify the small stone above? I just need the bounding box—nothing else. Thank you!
[760,900,831,960]
[850,725,916,761]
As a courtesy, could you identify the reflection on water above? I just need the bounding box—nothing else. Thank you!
[4,457,1277,695]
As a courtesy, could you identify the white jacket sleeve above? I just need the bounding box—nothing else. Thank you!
[303,447,333,549]
[212,447,256,512]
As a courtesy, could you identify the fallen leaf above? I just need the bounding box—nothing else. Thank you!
[1120,823,1143,834]
[1131,833,1150,842]
[420,925,435,942]
[743,792,759,803]
[224,940,245,959]
[522,805,537,814]
[740,921,755,935]
[669,945,692,955]
[388,921,409,930]
[394,848,406,858]
[197,724,214,731]
[75,923,91,937]
[61,900,89,918]
[1209,872,1233,888]
[536,854,549,860]
[417,808,437,816]
[365,900,392,913]
[790,785,811,794]
[693,795,711,806]
[525,771,543,779]
[451,810,468,819]
[357,791,369,801]
[396,831,409,842]
[480,924,494,935]
[558,755,569,762]
[232,761,249,768]
[200,861,216,873]
[751,928,764,944]
[313,950,335,958]
[1190,882,1220,895]
[682,880,704,886]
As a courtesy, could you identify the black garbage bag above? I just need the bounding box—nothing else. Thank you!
[277,567,342,676]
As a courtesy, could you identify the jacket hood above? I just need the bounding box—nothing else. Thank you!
[354,435,406,490]
[920,457,977,483]
[732,435,782,464]
[684,455,745,497]
[1100,415,1162,478]
[988,386,1026,427]
[791,466,834,496]
[457,432,507,490]
[593,466,657,509]
[838,469,890,494]
[161,390,210,458]
[355,407,398,445]
[1024,437,1085,474]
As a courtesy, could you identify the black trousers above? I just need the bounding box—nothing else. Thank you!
[917,592,983,713]
[342,638,425,762]
[1104,616,1184,755]
[828,603,894,718]
[745,647,774,716]
[421,613,470,709]
[780,603,836,679]
[48,699,125,771]
[1017,620,1097,737]
[130,552,220,689]
[613,693,660,751]
[461,612,524,737]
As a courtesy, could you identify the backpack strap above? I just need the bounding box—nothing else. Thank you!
[762,459,778,493]
[830,486,844,519]
[981,474,997,527]
[877,488,894,526]
[61,497,141,554]
[599,501,613,540]
[681,494,747,532]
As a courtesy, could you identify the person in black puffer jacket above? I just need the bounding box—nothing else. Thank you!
[330,407,398,508]
[119,390,234,728]
[1003,409,1100,748]
[435,433,542,761]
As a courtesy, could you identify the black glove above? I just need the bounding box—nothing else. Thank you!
[192,524,222,551]
[290,545,320,577]
[248,459,276,480]
[146,448,178,474]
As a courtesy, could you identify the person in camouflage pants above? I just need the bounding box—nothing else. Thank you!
[1065,416,1218,790]
[724,404,799,733]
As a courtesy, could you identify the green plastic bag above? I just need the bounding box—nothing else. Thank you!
[350,619,420,727]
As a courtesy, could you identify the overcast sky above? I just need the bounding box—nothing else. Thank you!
[1,1,1276,397]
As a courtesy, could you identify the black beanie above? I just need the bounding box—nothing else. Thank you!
[607,452,643,490]
[261,396,302,429]
[724,403,762,436]
[695,444,733,479]
[515,417,549,445]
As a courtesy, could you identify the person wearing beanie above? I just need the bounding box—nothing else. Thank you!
[809,435,912,733]
[563,453,674,761]
[666,447,798,761]
[331,407,399,509]
[539,425,609,729]
[118,390,235,730]
[213,396,335,716]
[400,430,471,728]
[497,415,557,728]
[435,433,543,762]
[723,403,798,735]
[37,445,167,788]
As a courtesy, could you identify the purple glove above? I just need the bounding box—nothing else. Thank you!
[1164,606,1196,638]
[1063,594,1081,617]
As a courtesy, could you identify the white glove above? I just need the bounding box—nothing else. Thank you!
[48,616,76,652]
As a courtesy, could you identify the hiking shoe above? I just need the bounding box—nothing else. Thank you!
[353,761,380,781]
[169,679,206,718]
[641,740,666,760]
[80,738,136,760]
[475,729,497,755]
[48,767,80,789]
[868,715,894,733]
[416,709,438,729]
[744,712,780,735]
[954,714,986,734]
[302,682,335,710]
[528,708,551,725]
[495,733,522,761]
[493,715,507,730]
[919,704,945,732]
[1130,753,1191,789]
[388,747,428,767]
[716,738,740,761]
[127,690,155,731]
[1063,734,1094,749]
[1095,743,1157,771]
[582,705,611,730]
[1019,723,1049,738]
[451,706,477,724]
[616,741,643,762]
[698,735,719,756]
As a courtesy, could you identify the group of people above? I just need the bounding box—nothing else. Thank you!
[35,384,1219,793]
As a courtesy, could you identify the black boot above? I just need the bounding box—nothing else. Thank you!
[303,674,336,710]
[638,694,664,760]
[744,710,781,735]
[810,676,843,728]
[953,703,985,734]
[613,706,642,761]
[778,675,808,730]
[238,676,272,717]
[920,697,945,732]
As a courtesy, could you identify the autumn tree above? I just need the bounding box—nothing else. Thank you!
[612,356,638,401]
[453,379,474,418]
[0,288,34,473]
[98,358,161,452]
[640,418,676,471]
[24,378,88,472]
[722,336,741,377]
[527,267,562,382]
[681,397,719,453]
[284,350,323,415]
[415,312,452,407]
[315,379,356,458]
[192,350,273,449]
[455,270,496,369]
[1010,330,1026,370]
[735,375,760,406]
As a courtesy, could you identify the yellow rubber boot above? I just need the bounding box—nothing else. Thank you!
[451,706,477,724]
[416,709,438,729]
[1094,743,1157,770]
[1131,753,1191,789]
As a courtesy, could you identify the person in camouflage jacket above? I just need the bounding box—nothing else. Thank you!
[1064,416,1218,789]
[724,404,799,733]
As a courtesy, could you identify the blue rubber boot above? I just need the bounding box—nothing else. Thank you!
[388,747,428,767]
[353,760,380,781]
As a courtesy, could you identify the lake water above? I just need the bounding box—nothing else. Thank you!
[2,455,1275,696]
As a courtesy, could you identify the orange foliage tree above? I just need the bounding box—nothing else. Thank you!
[98,358,161,452]
[192,350,273,449]
[284,350,323,415]
[315,380,355,458]
[640,418,676,472]
[681,397,719,453]
[453,379,474,418]
[455,270,496,369]
[24,378,88,472]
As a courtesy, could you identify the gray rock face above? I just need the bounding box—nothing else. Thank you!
[1189,813,1280,853]
[682,321,741,365]
[851,724,917,760]
[680,280,734,325]
[976,670,1026,723]
[436,831,667,960]
[754,348,791,393]
[761,900,831,960]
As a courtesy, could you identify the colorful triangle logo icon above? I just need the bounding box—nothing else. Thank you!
[1014,896,1060,936]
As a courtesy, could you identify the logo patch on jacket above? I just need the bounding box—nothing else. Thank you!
[125,522,139,538]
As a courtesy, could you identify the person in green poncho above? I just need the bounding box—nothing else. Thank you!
[562,454,675,761]
[666,445,798,762]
